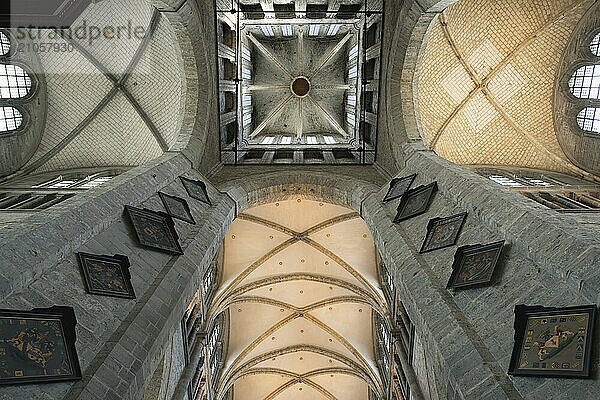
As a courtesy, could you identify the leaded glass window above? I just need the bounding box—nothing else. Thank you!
[0,32,10,56]
[569,64,600,99]
[577,107,600,134]
[0,29,35,133]
[564,31,600,137]
[591,32,600,56]
[0,106,22,132]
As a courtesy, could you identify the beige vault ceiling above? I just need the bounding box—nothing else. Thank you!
[210,199,386,399]
[416,0,594,177]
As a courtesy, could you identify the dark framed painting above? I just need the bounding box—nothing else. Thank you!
[383,174,416,202]
[0,306,82,386]
[76,253,136,299]
[508,304,596,378]
[420,212,467,253]
[446,240,505,290]
[124,206,184,255]
[393,182,438,223]
[159,192,196,225]
[180,177,211,205]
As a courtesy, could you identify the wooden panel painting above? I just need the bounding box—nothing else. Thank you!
[159,192,196,225]
[393,182,438,223]
[124,206,183,255]
[383,174,416,202]
[180,177,212,205]
[420,212,467,253]
[446,240,505,290]
[0,306,81,386]
[509,305,596,378]
[77,253,136,299]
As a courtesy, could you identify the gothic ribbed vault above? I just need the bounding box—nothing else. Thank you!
[209,198,386,399]
[416,0,595,178]
[2,0,195,179]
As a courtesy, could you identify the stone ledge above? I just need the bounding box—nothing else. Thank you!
[404,145,600,303]
[0,153,191,302]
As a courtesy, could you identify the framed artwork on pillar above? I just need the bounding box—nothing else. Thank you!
[383,174,416,202]
[420,212,467,253]
[393,182,437,223]
[508,304,596,378]
[0,306,82,386]
[180,177,212,205]
[124,206,184,255]
[159,192,196,225]
[76,252,136,299]
[446,240,505,290]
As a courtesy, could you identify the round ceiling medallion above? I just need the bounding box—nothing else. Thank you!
[291,76,311,97]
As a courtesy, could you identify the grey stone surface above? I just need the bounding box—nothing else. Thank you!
[0,1,598,400]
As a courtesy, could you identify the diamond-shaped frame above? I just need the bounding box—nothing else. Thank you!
[508,304,596,378]
[124,206,183,255]
[420,212,467,253]
[393,182,437,222]
[180,177,211,205]
[446,240,505,290]
[0,306,82,386]
[159,192,196,225]
[383,174,416,202]
[76,253,136,299]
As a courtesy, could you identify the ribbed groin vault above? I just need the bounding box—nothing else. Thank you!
[208,198,386,399]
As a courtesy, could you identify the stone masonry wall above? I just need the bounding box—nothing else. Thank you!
[0,152,235,400]
[0,147,598,400]
[363,144,600,399]
[215,147,600,400]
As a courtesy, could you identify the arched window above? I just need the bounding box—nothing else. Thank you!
[0,106,22,132]
[569,64,600,99]
[565,30,600,138]
[207,314,225,386]
[0,64,32,99]
[577,107,600,133]
[0,32,10,56]
[0,29,35,134]
[591,32,600,56]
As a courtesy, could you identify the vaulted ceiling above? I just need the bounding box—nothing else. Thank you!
[245,24,357,145]
[210,199,386,399]
[15,0,189,176]
[416,0,594,177]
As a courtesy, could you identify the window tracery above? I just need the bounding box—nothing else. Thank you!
[0,32,10,56]
[476,168,600,212]
[0,106,22,132]
[0,29,35,133]
[566,31,600,136]
[577,107,600,134]
[569,64,600,100]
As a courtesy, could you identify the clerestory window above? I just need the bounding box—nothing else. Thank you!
[0,106,22,132]
[0,30,35,133]
[0,32,10,56]
[567,30,600,136]
[577,107,600,134]
[569,64,600,100]
[590,32,600,56]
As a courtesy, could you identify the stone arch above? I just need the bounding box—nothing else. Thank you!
[554,0,600,175]
[210,170,390,400]
[389,0,598,181]
[0,27,47,177]
[381,0,463,171]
